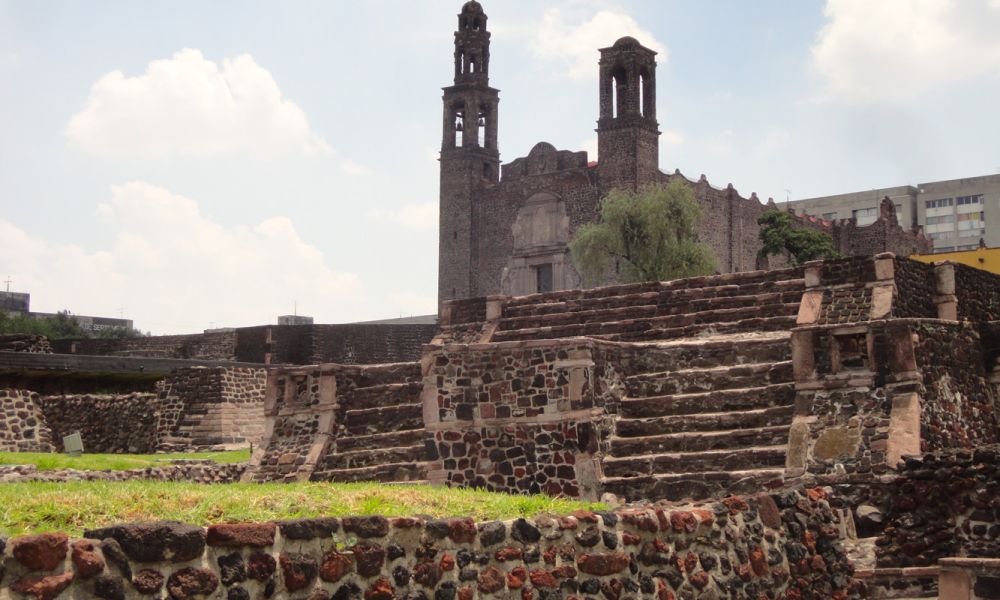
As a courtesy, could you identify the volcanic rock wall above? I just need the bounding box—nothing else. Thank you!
[0,389,53,452]
[40,393,162,454]
[0,488,856,600]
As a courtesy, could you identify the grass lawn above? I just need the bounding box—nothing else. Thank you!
[0,481,605,536]
[0,449,251,472]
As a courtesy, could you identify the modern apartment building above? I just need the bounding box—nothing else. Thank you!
[787,174,1000,253]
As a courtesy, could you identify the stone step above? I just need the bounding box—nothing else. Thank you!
[600,468,785,502]
[320,444,426,470]
[624,360,794,396]
[616,405,795,437]
[492,304,799,343]
[608,425,790,455]
[601,445,787,478]
[620,383,795,418]
[338,382,423,411]
[606,315,798,343]
[309,461,429,484]
[342,403,424,436]
[501,289,803,329]
[335,429,428,453]
[619,333,792,373]
[502,267,804,311]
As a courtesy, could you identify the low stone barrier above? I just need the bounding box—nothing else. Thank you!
[0,488,856,599]
[0,462,245,484]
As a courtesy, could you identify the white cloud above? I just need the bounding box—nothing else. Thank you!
[531,9,668,80]
[66,49,331,158]
[339,159,372,176]
[368,201,438,230]
[662,130,685,147]
[1,182,361,333]
[812,0,1000,104]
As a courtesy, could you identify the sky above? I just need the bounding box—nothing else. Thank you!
[2,0,1000,334]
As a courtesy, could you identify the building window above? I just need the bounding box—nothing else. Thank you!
[534,263,553,293]
[822,212,837,221]
[957,195,983,205]
[926,215,955,225]
[957,244,979,251]
[928,231,957,240]
[852,207,878,225]
[932,247,955,253]
[926,198,954,209]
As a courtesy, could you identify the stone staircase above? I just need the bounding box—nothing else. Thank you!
[600,332,798,500]
[492,268,804,343]
[310,368,429,484]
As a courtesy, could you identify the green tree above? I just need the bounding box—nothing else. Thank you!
[569,181,717,284]
[94,325,146,339]
[757,210,840,265]
[0,310,91,339]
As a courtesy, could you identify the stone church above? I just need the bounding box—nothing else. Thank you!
[438,1,929,306]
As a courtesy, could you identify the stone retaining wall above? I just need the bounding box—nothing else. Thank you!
[0,488,857,600]
[0,334,51,354]
[0,462,244,484]
[0,389,53,452]
[875,447,1000,569]
[40,393,161,454]
[0,366,266,455]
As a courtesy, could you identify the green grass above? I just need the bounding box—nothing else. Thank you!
[0,449,251,472]
[0,481,605,536]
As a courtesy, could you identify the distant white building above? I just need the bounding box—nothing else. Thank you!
[787,174,1000,254]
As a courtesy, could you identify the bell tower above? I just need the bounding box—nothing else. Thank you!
[596,37,660,191]
[439,0,500,307]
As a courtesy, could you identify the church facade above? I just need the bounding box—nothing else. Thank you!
[438,1,930,306]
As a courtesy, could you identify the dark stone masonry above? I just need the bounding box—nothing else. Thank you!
[0,488,856,600]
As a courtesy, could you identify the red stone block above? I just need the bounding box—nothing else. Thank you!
[12,533,69,572]
[206,523,276,547]
[11,572,75,600]
[70,540,104,580]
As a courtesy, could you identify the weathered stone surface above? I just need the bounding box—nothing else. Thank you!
[12,532,69,572]
[577,553,630,576]
[352,543,386,578]
[70,539,105,579]
[365,577,395,600]
[276,517,339,540]
[280,554,318,592]
[478,522,506,547]
[206,523,276,547]
[100,539,131,581]
[247,553,277,581]
[11,572,75,600]
[342,516,390,539]
[85,522,205,563]
[166,567,219,599]
[93,574,125,600]
[320,550,355,583]
[132,569,164,594]
[477,566,504,594]
[218,553,246,586]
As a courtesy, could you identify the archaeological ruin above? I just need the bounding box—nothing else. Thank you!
[1,2,999,598]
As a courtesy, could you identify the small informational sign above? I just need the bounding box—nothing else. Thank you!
[63,432,84,457]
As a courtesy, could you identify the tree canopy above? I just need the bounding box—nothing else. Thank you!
[757,210,840,265]
[569,181,717,285]
[0,310,146,340]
